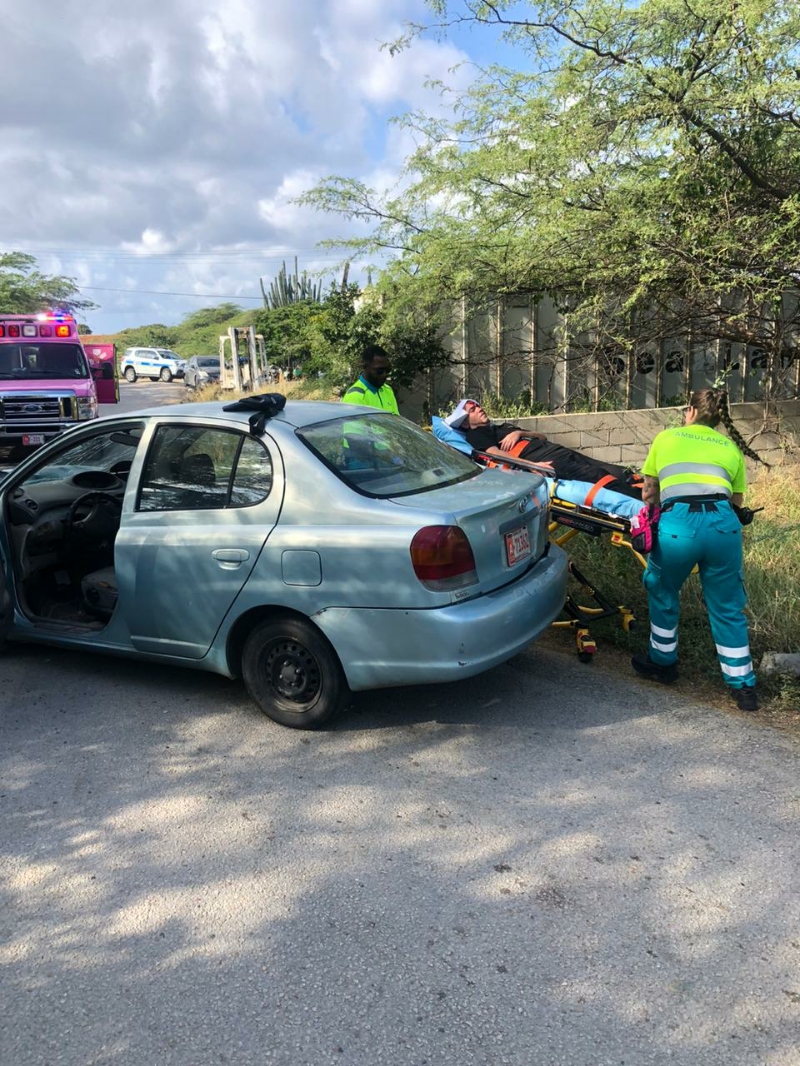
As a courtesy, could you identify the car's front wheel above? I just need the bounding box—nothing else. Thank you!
[159,368,173,382]
[242,617,349,729]
[124,367,137,382]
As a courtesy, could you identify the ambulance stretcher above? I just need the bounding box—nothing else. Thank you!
[470,449,647,662]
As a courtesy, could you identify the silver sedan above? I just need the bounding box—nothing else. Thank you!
[184,355,221,389]
[0,400,568,728]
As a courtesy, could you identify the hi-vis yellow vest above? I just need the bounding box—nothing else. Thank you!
[342,376,399,414]
[642,424,746,501]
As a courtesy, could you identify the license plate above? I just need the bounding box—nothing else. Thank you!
[505,525,531,566]
[22,434,46,446]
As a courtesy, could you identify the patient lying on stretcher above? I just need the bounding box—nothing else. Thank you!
[434,399,643,519]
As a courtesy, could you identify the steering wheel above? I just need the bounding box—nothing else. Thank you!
[66,491,123,541]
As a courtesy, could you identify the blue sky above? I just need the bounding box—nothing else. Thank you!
[0,0,514,334]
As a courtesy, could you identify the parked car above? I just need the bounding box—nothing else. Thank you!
[184,356,221,389]
[120,347,185,383]
[0,401,568,728]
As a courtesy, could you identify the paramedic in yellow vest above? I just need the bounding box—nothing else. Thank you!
[342,345,399,414]
[632,388,768,712]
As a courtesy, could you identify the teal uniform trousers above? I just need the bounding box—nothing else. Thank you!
[643,499,755,689]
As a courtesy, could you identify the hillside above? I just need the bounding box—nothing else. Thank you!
[82,304,259,359]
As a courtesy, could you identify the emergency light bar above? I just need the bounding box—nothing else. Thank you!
[0,312,75,339]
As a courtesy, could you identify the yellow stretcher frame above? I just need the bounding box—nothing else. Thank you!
[471,448,646,662]
[548,495,645,661]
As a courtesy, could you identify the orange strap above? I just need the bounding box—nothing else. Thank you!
[583,474,616,507]
[484,438,532,469]
[508,440,531,460]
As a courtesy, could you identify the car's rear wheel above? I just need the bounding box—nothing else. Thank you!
[160,368,173,382]
[242,617,349,729]
[124,367,137,382]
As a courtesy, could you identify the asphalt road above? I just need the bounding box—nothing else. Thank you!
[1,641,798,1066]
[101,377,191,417]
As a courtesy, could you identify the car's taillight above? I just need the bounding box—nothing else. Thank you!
[410,525,478,592]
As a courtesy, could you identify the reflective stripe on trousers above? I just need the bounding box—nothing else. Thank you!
[642,501,755,688]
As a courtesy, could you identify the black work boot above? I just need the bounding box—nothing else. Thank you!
[732,685,759,712]
[631,653,679,685]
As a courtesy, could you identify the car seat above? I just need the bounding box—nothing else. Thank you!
[179,453,216,486]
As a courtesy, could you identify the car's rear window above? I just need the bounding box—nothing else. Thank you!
[298,412,479,498]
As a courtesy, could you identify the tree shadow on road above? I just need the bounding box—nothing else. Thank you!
[1,643,799,1066]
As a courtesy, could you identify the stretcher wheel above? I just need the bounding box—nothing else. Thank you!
[575,627,596,663]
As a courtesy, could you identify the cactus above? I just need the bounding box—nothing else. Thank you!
[262,261,323,308]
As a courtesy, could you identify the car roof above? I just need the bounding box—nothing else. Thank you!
[112,399,383,433]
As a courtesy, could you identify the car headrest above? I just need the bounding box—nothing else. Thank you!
[180,453,215,486]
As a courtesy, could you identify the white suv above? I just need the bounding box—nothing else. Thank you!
[120,347,185,383]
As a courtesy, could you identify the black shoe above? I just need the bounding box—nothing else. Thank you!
[733,685,759,712]
[631,653,678,684]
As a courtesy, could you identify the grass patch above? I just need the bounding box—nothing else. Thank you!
[182,379,339,405]
[562,468,800,715]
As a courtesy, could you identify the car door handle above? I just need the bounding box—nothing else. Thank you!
[212,548,251,569]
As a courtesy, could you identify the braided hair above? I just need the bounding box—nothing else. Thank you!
[690,388,770,467]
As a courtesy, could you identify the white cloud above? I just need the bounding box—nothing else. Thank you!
[0,0,473,331]
[122,230,177,256]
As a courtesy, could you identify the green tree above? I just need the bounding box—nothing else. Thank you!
[303,0,800,406]
[0,252,95,315]
[297,284,449,392]
[253,282,447,393]
[180,303,243,330]
[115,324,180,349]
[254,302,320,373]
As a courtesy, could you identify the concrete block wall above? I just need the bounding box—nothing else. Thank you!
[509,400,800,471]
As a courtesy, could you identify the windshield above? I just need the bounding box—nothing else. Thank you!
[197,358,219,368]
[298,412,479,498]
[21,423,144,486]
[156,349,181,360]
[0,342,89,379]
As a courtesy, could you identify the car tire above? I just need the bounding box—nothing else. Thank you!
[124,367,137,382]
[242,617,349,729]
[160,368,173,382]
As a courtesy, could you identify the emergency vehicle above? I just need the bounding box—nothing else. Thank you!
[0,312,118,450]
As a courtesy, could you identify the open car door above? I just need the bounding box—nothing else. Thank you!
[0,557,12,646]
[83,343,119,404]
